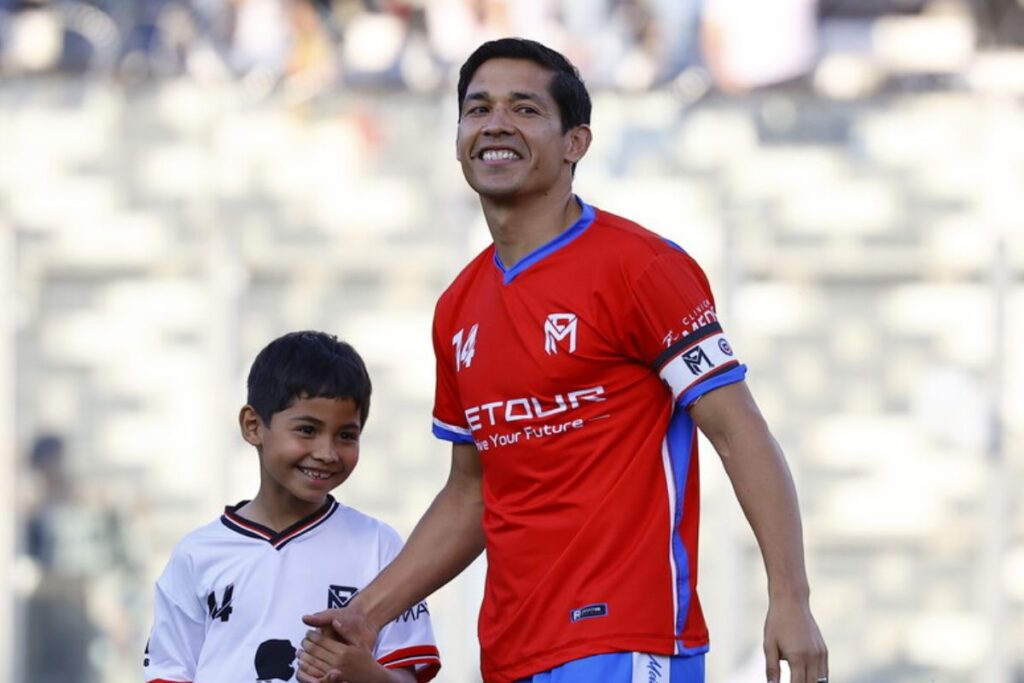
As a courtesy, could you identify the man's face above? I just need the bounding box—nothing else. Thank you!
[456,58,587,201]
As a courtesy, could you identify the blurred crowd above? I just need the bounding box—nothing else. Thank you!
[1,0,1019,99]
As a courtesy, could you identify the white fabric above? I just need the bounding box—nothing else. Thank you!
[145,500,438,682]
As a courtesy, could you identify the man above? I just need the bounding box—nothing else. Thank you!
[298,38,827,683]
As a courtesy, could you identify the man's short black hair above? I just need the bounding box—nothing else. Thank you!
[457,37,592,133]
[246,331,371,426]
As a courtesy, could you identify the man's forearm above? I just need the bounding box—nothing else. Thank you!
[692,383,810,597]
[718,422,810,597]
[353,445,486,631]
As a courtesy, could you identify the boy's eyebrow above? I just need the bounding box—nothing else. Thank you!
[289,415,361,430]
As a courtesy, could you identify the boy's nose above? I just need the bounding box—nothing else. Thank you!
[311,442,339,463]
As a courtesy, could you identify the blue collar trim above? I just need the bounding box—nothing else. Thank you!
[494,199,596,284]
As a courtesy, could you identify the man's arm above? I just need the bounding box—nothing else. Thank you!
[301,442,486,643]
[690,381,828,683]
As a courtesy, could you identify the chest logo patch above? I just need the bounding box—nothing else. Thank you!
[544,313,578,355]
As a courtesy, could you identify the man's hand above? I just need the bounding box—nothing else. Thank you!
[297,607,379,682]
[764,595,828,683]
[302,606,378,649]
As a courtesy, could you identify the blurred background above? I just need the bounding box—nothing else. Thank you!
[1,0,1023,681]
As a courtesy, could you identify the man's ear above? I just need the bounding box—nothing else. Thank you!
[239,405,264,447]
[565,124,593,165]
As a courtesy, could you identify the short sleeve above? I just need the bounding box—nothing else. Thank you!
[621,245,747,407]
[373,527,442,682]
[431,302,474,444]
[145,551,206,683]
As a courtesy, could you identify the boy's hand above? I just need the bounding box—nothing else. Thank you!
[296,625,402,683]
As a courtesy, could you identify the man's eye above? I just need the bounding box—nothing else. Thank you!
[518,106,538,114]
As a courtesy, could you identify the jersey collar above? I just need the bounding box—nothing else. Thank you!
[221,495,339,550]
[493,197,596,285]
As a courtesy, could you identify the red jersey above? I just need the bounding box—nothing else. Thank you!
[431,201,746,683]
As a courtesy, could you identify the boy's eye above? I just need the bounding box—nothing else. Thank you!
[296,425,316,435]
[339,431,360,442]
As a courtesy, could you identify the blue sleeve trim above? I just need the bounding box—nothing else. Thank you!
[679,364,747,408]
[432,423,475,444]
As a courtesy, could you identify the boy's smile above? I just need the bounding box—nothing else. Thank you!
[240,396,362,529]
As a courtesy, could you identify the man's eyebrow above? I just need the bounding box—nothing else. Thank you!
[463,91,547,105]
[510,91,545,103]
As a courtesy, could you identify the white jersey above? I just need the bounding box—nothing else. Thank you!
[145,496,440,683]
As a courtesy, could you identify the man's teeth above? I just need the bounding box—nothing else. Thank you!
[482,149,519,161]
[299,467,330,480]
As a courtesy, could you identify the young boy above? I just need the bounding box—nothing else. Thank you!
[144,331,441,683]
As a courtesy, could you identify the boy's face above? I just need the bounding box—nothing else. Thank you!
[456,58,590,202]
[241,396,361,515]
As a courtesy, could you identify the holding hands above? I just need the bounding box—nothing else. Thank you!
[296,608,413,683]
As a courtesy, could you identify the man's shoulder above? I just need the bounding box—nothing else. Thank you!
[588,206,698,267]
[434,244,495,310]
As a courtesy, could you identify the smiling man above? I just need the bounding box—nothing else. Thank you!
[301,38,828,683]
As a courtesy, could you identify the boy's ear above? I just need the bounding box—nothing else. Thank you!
[239,405,264,447]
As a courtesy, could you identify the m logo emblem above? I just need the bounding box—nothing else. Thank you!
[544,314,578,355]
[207,584,234,622]
[328,585,358,609]
[682,345,715,375]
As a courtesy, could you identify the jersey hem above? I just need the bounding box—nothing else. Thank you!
[484,637,709,683]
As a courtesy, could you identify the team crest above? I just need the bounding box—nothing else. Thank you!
[544,313,578,355]
[328,585,358,609]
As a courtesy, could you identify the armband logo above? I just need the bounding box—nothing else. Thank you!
[682,345,715,376]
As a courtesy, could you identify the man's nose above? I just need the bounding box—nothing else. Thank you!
[482,106,513,134]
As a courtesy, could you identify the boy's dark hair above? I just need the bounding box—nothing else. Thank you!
[457,37,592,133]
[246,331,371,426]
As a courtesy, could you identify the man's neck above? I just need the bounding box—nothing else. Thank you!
[483,189,581,269]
